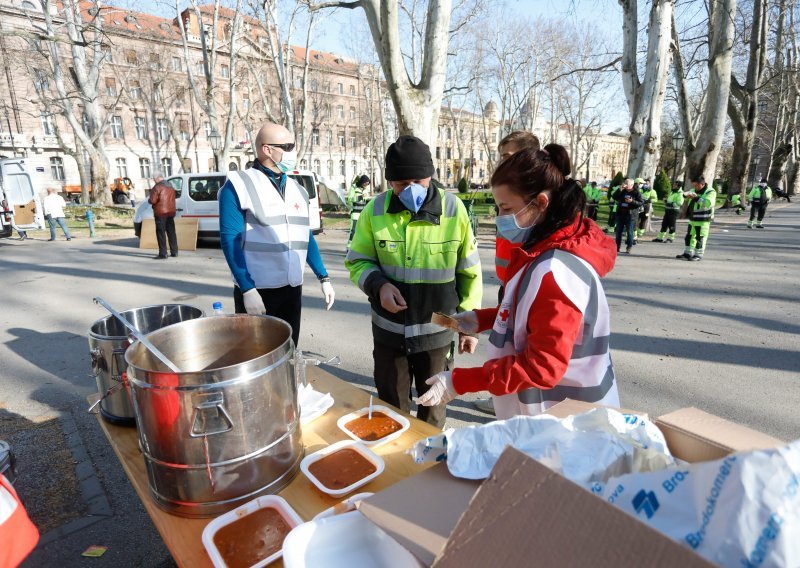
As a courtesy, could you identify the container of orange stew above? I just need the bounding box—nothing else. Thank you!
[336,405,410,448]
[300,441,385,497]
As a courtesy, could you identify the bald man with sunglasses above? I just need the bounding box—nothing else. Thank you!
[219,122,335,347]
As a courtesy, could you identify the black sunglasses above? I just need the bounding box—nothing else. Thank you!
[264,142,296,152]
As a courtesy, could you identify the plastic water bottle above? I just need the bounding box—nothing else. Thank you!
[212,302,224,315]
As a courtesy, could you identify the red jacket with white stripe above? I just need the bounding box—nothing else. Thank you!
[0,474,39,568]
[452,217,618,417]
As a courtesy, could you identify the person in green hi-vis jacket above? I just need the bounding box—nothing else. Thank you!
[747,178,772,229]
[636,178,657,241]
[604,184,622,233]
[653,184,684,242]
[676,175,716,261]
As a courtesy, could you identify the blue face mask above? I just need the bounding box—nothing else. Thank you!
[398,183,427,213]
[496,201,537,243]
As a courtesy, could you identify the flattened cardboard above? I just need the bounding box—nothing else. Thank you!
[433,447,714,568]
[139,218,198,251]
[656,407,784,463]
[358,463,481,566]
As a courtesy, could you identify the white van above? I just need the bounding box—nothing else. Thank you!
[133,169,322,239]
[0,158,45,239]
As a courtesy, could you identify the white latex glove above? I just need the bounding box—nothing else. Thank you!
[242,288,267,315]
[415,371,456,407]
[321,281,335,310]
[451,311,479,334]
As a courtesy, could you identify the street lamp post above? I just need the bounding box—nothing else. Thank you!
[672,134,685,188]
[750,156,761,187]
[208,130,221,172]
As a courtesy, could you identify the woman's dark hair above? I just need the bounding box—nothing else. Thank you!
[692,175,706,184]
[491,143,585,245]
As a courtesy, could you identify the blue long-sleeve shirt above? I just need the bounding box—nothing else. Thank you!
[219,165,327,292]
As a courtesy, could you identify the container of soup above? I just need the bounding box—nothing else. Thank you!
[300,441,384,497]
[202,495,303,568]
[336,405,410,448]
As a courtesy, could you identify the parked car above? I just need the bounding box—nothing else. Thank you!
[0,158,44,239]
[133,170,322,239]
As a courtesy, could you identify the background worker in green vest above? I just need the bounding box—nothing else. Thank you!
[676,175,716,261]
[345,136,482,427]
[731,193,745,214]
[584,181,601,221]
[653,183,684,242]
[636,177,657,241]
[748,178,772,228]
[347,175,371,247]
[604,184,621,233]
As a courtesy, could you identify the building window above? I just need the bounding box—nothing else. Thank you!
[125,49,138,64]
[350,134,356,148]
[228,161,238,171]
[337,105,344,119]
[300,159,307,169]
[134,116,148,139]
[436,147,441,159]
[41,112,55,135]
[149,53,161,70]
[349,106,356,120]
[325,104,332,118]
[241,94,250,112]
[338,131,345,147]
[110,115,123,139]
[21,1,37,10]
[446,148,451,159]
[337,83,343,94]
[50,157,64,180]
[33,69,49,91]
[339,160,345,175]
[175,87,186,105]
[157,118,169,141]
[116,157,128,178]
[179,119,189,141]
[312,128,320,145]
[446,127,451,140]
[327,160,333,177]
[221,64,230,78]
[105,77,117,97]
[171,56,182,71]
[204,122,212,138]
[139,157,151,178]
[350,85,355,96]
[365,87,371,99]
[310,79,318,91]
[129,81,141,100]
[161,157,173,176]
[313,159,320,175]
[351,160,357,175]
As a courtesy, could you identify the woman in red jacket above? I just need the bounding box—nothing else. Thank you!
[417,144,619,419]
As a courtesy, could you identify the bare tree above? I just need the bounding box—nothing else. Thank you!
[620,0,675,178]
[175,0,243,171]
[727,0,768,199]
[673,0,737,183]
[304,0,460,148]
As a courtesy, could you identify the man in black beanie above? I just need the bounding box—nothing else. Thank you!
[345,135,483,427]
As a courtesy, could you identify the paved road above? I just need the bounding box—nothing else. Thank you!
[0,202,797,566]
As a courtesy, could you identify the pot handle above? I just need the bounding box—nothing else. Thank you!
[189,393,234,438]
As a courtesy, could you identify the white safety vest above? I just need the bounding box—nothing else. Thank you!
[226,168,310,289]
[487,249,619,420]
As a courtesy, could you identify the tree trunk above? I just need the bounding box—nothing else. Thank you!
[620,0,675,178]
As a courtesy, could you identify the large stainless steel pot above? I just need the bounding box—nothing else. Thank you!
[88,304,204,425]
[124,315,303,518]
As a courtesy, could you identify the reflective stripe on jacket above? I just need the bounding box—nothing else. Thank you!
[345,188,482,354]
[226,169,310,288]
[688,186,717,222]
[486,249,619,419]
[0,474,39,568]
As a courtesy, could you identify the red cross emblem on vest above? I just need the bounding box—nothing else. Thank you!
[294,202,300,211]
[499,309,510,322]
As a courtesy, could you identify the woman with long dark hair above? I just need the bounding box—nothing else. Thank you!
[417,144,620,419]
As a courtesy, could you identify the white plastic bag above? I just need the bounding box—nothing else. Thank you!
[409,408,677,482]
[590,440,800,567]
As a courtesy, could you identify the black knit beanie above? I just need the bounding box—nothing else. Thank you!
[385,136,435,181]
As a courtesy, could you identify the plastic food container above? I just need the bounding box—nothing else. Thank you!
[202,495,304,568]
[336,405,410,448]
[282,510,422,568]
[300,440,384,497]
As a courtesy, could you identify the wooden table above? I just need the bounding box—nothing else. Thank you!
[94,366,441,568]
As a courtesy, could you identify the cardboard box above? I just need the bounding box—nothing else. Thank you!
[138,218,198,251]
[359,399,785,567]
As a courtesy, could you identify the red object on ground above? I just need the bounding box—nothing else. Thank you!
[0,474,39,568]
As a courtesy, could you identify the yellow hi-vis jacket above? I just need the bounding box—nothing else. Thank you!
[345,187,482,354]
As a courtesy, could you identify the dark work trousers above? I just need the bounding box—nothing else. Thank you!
[615,214,636,250]
[234,284,303,347]
[749,202,768,222]
[154,215,178,257]
[373,342,450,428]
[586,203,598,221]
[607,208,617,228]
[660,210,679,236]
[637,210,649,232]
